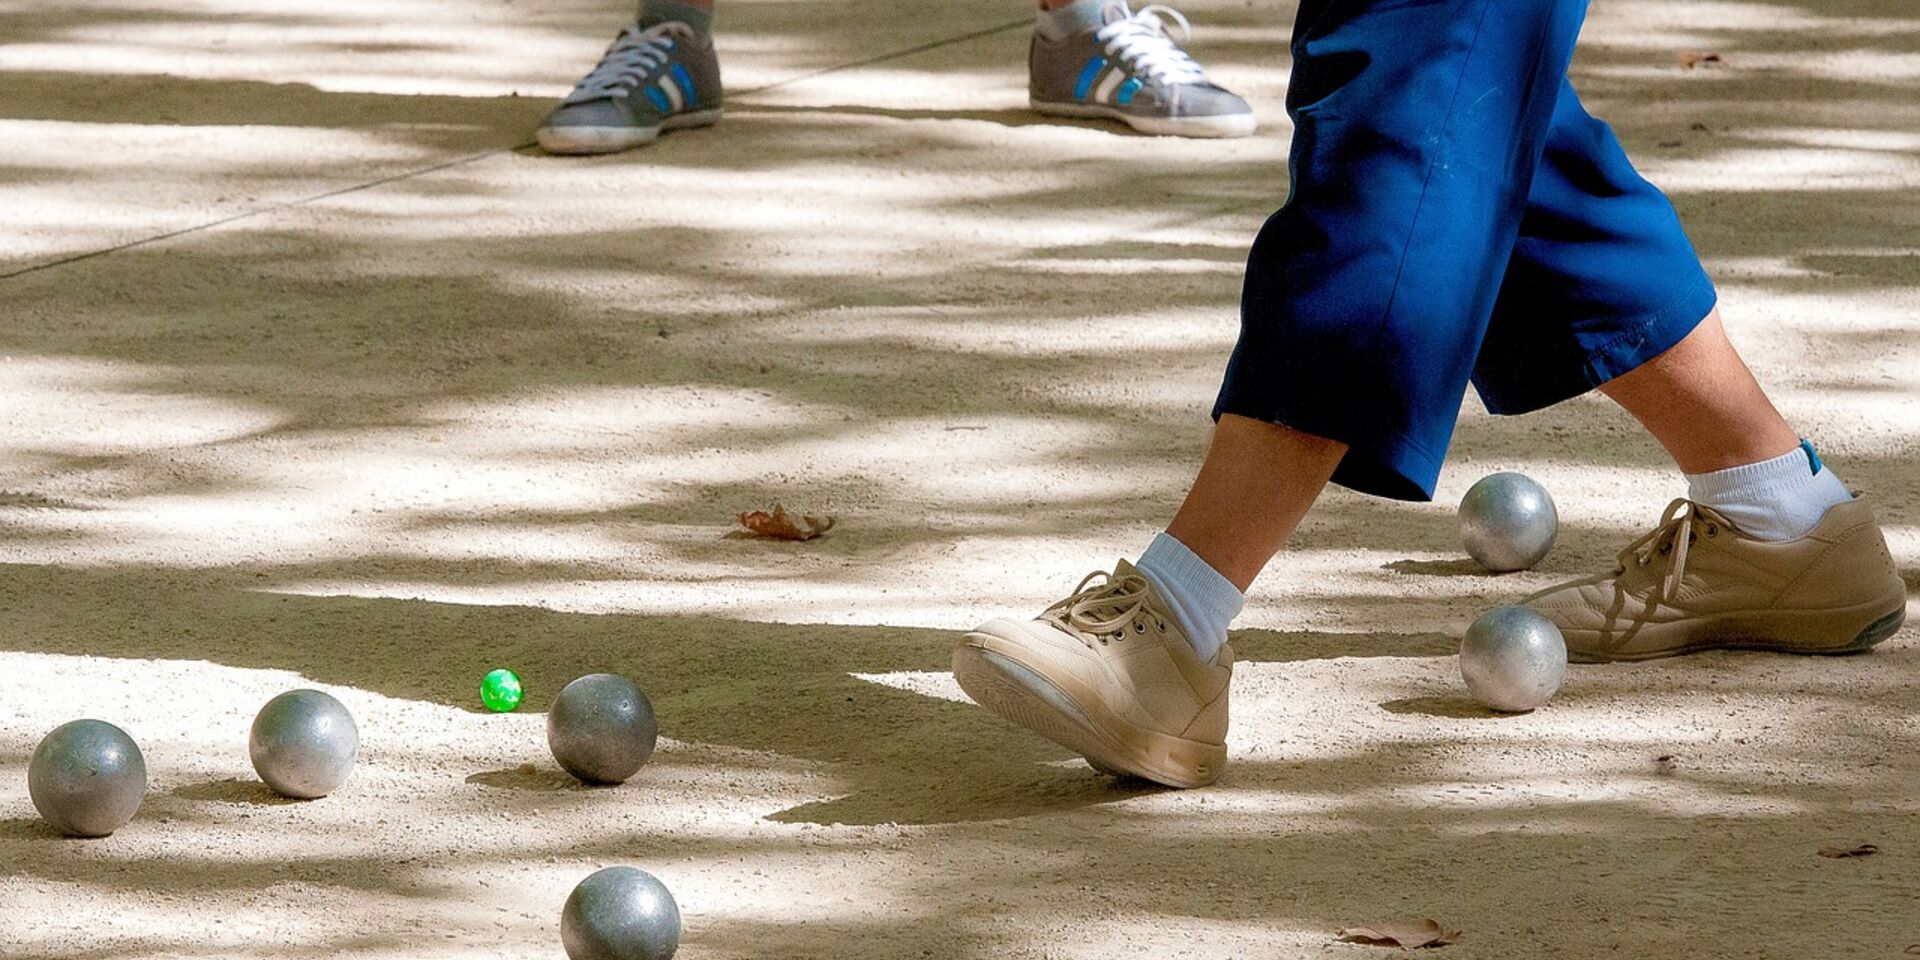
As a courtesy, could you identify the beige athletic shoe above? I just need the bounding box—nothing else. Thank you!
[952,561,1232,788]
[1525,496,1907,663]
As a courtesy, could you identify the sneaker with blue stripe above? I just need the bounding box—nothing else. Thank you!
[1030,2,1253,138]
[538,21,723,155]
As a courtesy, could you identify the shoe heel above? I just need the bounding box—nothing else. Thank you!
[662,107,723,131]
[953,640,1225,789]
[1844,607,1906,652]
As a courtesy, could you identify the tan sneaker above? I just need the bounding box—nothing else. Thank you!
[953,561,1232,788]
[1525,496,1907,662]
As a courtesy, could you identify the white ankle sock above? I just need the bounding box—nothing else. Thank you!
[1135,532,1243,663]
[1035,0,1105,41]
[1685,440,1852,541]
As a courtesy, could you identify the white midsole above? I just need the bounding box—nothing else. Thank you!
[537,107,724,155]
[1030,98,1256,138]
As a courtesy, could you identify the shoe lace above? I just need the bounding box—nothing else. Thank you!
[1617,498,1720,601]
[564,22,695,104]
[1044,569,1168,645]
[1093,2,1210,87]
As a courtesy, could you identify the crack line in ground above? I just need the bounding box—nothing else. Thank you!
[0,17,1030,283]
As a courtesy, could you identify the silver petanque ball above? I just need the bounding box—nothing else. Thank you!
[250,689,360,799]
[1458,471,1559,572]
[561,866,682,960]
[548,674,659,786]
[1459,606,1568,713]
[28,719,148,837]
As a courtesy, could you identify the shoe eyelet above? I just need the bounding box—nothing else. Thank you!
[1156,620,1168,632]
[1133,621,1146,634]
[1705,523,1718,537]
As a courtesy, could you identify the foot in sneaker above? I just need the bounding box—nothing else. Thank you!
[1029,2,1255,138]
[953,561,1233,788]
[1525,496,1907,662]
[538,21,723,155]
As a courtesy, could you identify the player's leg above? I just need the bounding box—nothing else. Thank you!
[537,0,722,155]
[1597,309,1797,474]
[1163,415,1346,592]
[1029,0,1255,138]
[1535,312,1905,659]
[955,0,1591,787]
[1459,80,1905,660]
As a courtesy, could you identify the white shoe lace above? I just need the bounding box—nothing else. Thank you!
[1045,569,1170,645]
[1617,498,1727,601]
[564,22,696,104]
[1093,2,1209,88]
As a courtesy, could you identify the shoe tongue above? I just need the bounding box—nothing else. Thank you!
[1108,559,1173,615]
[1686,501,1743,536]
[1100,1,1135,25]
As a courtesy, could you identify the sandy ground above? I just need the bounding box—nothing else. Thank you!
[3,0,1919,957]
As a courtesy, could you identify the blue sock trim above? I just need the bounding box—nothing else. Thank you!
[1800,438,1822,475]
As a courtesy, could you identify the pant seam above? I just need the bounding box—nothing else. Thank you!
[1366,0,1501,357]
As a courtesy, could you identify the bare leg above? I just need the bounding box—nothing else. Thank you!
[1163,414,1347,591]
[1598,310,1799,473]
[1163,311,1790,591]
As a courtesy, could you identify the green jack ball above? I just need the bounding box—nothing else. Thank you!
[482,668,524,713]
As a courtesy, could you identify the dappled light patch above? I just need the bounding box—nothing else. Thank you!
[1,0,1917,955]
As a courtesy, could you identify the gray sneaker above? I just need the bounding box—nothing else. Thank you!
[1030,2,1254,138]
[537,21,723,155]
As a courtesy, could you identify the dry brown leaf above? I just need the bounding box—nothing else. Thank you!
[1818,841,1878,859]
[1336,918,1461,949]
[1676,50,1724,69]
[736,504,836,541]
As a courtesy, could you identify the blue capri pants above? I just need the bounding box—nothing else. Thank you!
[1214,0,1720,500]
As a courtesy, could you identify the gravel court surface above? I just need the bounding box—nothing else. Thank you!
[3,0,1917,957]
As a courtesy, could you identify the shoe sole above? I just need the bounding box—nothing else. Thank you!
[1029,98,1255,139]
[1566,596,1908,663]
[952,635,1225,788]
[536,108,724,155]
